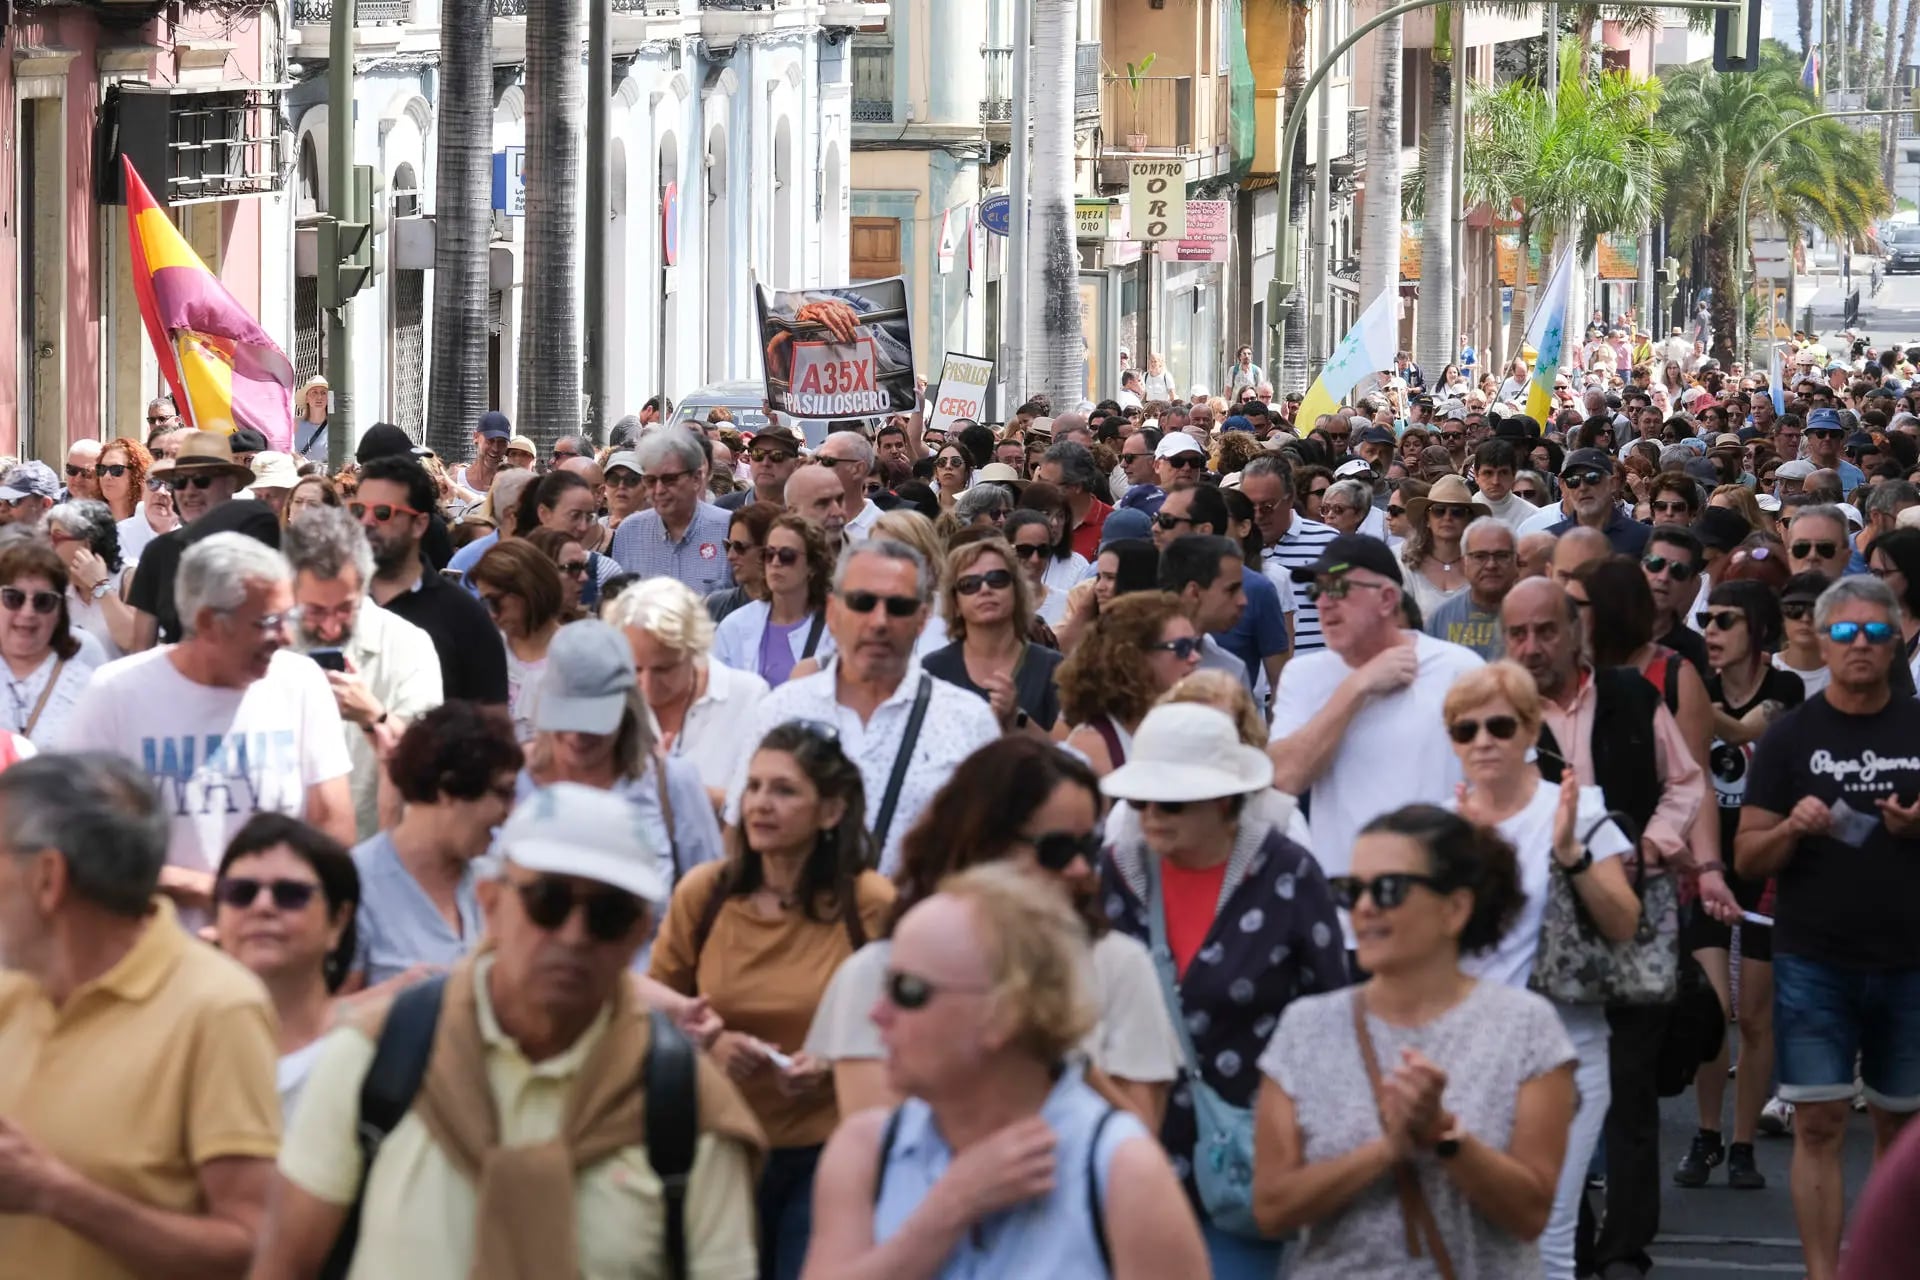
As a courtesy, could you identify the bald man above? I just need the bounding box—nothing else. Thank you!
[785,464,849,549]
[1550,525,1611,584]
[1517,530,1558,580]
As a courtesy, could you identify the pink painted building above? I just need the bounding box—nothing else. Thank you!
[0,1,287,460]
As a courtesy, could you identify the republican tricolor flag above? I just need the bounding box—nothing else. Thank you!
[124,157,295,450]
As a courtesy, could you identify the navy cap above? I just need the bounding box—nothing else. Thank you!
[1357,426,1396,447]
[1845,431,1876,449]
[1806,407,1844,433]
[1287,533,1404,586]
[1561,447,1614,476]
[477,410,512,440]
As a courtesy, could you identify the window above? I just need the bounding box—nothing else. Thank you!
[850,216,902,280]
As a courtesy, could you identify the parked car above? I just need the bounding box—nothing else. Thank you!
[1886,226,1920,275]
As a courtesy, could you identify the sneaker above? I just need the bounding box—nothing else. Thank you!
[1727,1142,1767,1190]
[1759,1096,1794,1136]
[1673,1129,1724,1187]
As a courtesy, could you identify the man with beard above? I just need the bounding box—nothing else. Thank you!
[716,423,805,512]
[284,505,443,840]
[356,455,508,706]
[124,431,257,649]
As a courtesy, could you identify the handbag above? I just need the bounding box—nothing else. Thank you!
[1526,804,1681,1007]
[1351,991,1458,1280]
[1143,858,1263,1238]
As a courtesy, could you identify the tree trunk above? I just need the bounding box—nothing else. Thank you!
[1799,0,1815,56]
[1027,0,1083,411]
[1416,42,1454,374]
[426,0,492,458]
[1707,223,1737,366]
[1507,222,1533,358]
[516,0,584,446]
[1889,0,1920,180]
[1357,5,1403,341]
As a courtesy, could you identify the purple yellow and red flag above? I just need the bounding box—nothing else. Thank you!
[123,157,294,450]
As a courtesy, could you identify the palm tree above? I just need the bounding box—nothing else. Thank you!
[1027,0,1082,410]
[1357,3,1403,336]
[1799,0,1815,56]
[516,0,583,446]
[1279,0,1311,392]
[1658,51,1890,364]
[426,0,492,457]
[1415,4,1456,377]
[1886,0,1919,180]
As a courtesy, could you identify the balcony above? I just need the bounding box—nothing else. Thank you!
[1100,72,1228,153]
[290,0,408,23]
[983,42,1105,125]
[852,40,893,123]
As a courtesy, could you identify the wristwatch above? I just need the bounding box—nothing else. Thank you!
[1561,844,1593,876]
[1434,1117,1465,1159]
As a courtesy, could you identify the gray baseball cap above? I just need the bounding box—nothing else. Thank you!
[532,620,636,736]
[0,461,60,502]
[603,450,642,478]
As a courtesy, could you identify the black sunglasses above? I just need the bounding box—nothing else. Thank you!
[1154,512,1195,531]
[1147,635,1201,660]
[165,474,221,492]
[1641,554,1697,580]
[1386,505,1406,519]
[0,587,60,616]
[955,568,1014,595]
[1791,541,1839,561]
[1029,830,1103,873]
[513,876,645,942]
[767,546,803,567]
[723,539,760,557]
[1781,600,1815,620]
[1561,470,1608,489]
[558,559,591,578]
[216,876,320,912]
[885,968,989,1011]
[1446,715,1520,744]
[839,590,920,617]
[1163,455,1206,470]
[1125,797,1190,814]
[64,465,94,479]
[749,450,795,464]
[1326,872,1448,912]
[1696,609,1746,631]
[1012,543,1048,560]
[97,463,131,479]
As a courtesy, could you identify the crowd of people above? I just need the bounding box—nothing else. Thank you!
[0,326,1918,1280]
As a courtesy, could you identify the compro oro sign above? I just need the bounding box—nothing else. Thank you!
[1128,160,1186,242]
[928,352,995,434]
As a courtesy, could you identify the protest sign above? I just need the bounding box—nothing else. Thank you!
[928,352,994,434]
[756,278,917,420]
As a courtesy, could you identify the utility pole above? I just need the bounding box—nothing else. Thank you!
[583,0,611,442]
[1545,2,1558,100]
[1307,0,1332,371]
[1450,2,1466,363]
[320,0,372,471]
[1004,0,1031,409]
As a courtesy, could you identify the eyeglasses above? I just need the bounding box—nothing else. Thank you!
[1649,499,1693,516]
[884,969,990,1011]
[1561,470,1608,490]
[934,456,967,470]
[558,559,591,578]
[1429,504,1474,520]
[641,471,692,488]
[1446,715,1520,745]
[1309,484,1331,499]
[1510,488,1542,502]
[1826,620,1898,645]
[1781,600,1815,620]
[815,456,859,470]
[1303,575,1390,602]
[1012,543,1048,561]
[512,875,645,942]
[1464,549,1516,564]
[838,590,921,617]
[146,415,171,425]
[765,546,804,568]
[605,471,642,488]
[0,587,60,616]
[164,474,221,492]
[749,449,796,465]
[214,877,321,912]
[349,502,423,523]
[1153,512,1195,531]
[1641,554,1698,580]
[1322,503,1356,519]
[1696,609,1746,631]
[1326,872,1449,912]
[1870,565,1904,581]
[97,464,131,479]
[956,568,1014,595]
[1319,430,1351,442]
[1790,541,1840,561]
[1147,635,1202,660]
[64,465,94,479]
[246,611,296,634]
[1028,830,1103,873]
[1163,455,1205,470]
[1439,431,1464,443]
[723,539,760,557]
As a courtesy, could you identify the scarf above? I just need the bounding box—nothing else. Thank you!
[360,955,763,1280]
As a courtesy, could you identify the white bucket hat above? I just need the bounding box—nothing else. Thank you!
[1099,703,1273,805]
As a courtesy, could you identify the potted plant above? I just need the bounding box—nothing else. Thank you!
[1110,53,1156,150]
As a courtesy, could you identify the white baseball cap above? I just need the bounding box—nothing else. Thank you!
[1155,433,1205,460]
[498,782,668,904]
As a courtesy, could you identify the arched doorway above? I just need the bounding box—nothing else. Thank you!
[388,161,425,436]
[704,124,730,383]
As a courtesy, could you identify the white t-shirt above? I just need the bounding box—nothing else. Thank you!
[1458,781,1631,990]
[59,647,352,875]
[1269,632,1485,889]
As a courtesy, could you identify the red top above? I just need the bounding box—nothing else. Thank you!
[1840,1114,1920,1279]
[1071,498,1113,562]
[1161,859,1230,977]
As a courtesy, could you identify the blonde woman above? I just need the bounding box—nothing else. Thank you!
[922,538,1064,736]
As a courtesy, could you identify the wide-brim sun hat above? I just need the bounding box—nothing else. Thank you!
[1100,703,1274,805]
[1403,473,1491,526]
[168,430,259,485]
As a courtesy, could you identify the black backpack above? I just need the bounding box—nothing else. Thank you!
[318,976,699,1280]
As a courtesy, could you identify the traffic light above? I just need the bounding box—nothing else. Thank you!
[316,164,375,309]
[1713,0,1763,73]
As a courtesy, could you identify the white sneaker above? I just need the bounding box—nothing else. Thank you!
[1759,1095,1794,1136]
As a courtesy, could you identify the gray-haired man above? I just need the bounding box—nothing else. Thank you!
[609,428,735,593]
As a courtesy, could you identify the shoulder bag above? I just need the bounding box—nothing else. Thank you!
[868,673,931,854]
[1526,805,1680,1007]
[1143,857,1263,1238]
[1351,991,1457,1280]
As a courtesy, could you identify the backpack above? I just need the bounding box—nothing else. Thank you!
[318,976,699,1280]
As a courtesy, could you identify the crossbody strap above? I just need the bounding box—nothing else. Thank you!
[654,763,682,881]
[1350,991,1456,1280]
[20,658,64,739]
[645,1010,698,1280]
[1143,858,1203,1076]
[800,609,826,660]
[870,674,931,853]
[1086,1106,1120,1275]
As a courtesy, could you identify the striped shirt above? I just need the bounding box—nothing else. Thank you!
[608,501,736,595]
[1262,513,1339,652]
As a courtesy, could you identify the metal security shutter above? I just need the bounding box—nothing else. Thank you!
[391,268,425,434]
[294,275,324,381]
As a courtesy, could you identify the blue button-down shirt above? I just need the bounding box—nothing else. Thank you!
[608,501,736,594]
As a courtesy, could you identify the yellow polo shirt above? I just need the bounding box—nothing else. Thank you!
[279,957,759,1280]
[0,898,281,1280]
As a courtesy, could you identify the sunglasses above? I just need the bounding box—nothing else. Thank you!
[64,465,94,479]
[1125,797,1191,814]
[1641,554,1697,580]
[164,474,221,492]
[97,463,131,479]
[1561,470,1608,490]
[0,587,60,615]
[1790,541,1840,561]
[749,450,795,465]
[1163,455,1205,470]
[934,456,968,470]
[956,568,1014,595]
[723,539,760,557]
[513,876,645,942]
[1446,715,1520,745]
[1782,600,1815,620]
[1428,504,1474,520]
[1029,830,1103,873]
[1309,484,1331,499]
[839,590,920,617]
[215,876,320,912]
[606,471,643,488]
[1826,620,1898,645]
[815,456,859,470]
[641,471,692,488]
[1649,499,1692,515]
[1386,504,1406,519]
[1696,609,1747,631]
[1303,576,1389,602]
[1510,488,1542,502]
[766,546,804,567]
[1147,635,1202,660]
[1320,431,1351,442]
[558,559,591,578]
[1439,431,1464,443]
[1326,871,1448,912]
[1012,543,1049,561]
[1153,512,1195,531]
[884,969,989,1011]
[349,502,422,523]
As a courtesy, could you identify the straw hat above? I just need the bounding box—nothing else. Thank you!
[169,431,259,485]
[1403,474,1491,526]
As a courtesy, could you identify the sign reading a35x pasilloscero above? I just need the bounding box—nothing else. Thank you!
[1128,160,1186,242]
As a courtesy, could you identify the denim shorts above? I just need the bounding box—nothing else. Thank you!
[1774,953,1920,1111]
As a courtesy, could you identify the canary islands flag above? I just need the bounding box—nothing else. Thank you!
[1297,286,1399,433]
[1523,248,1575,425]
[124,157,295,449]
[1801,49,1820,97]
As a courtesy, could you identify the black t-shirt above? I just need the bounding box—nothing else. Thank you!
[382,558,510,705]
[1746,692,1920,968]
[921,640,1064,731]
[1707,666,1805,865]
[126,527,187,642]
[1660,620,1712,680]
